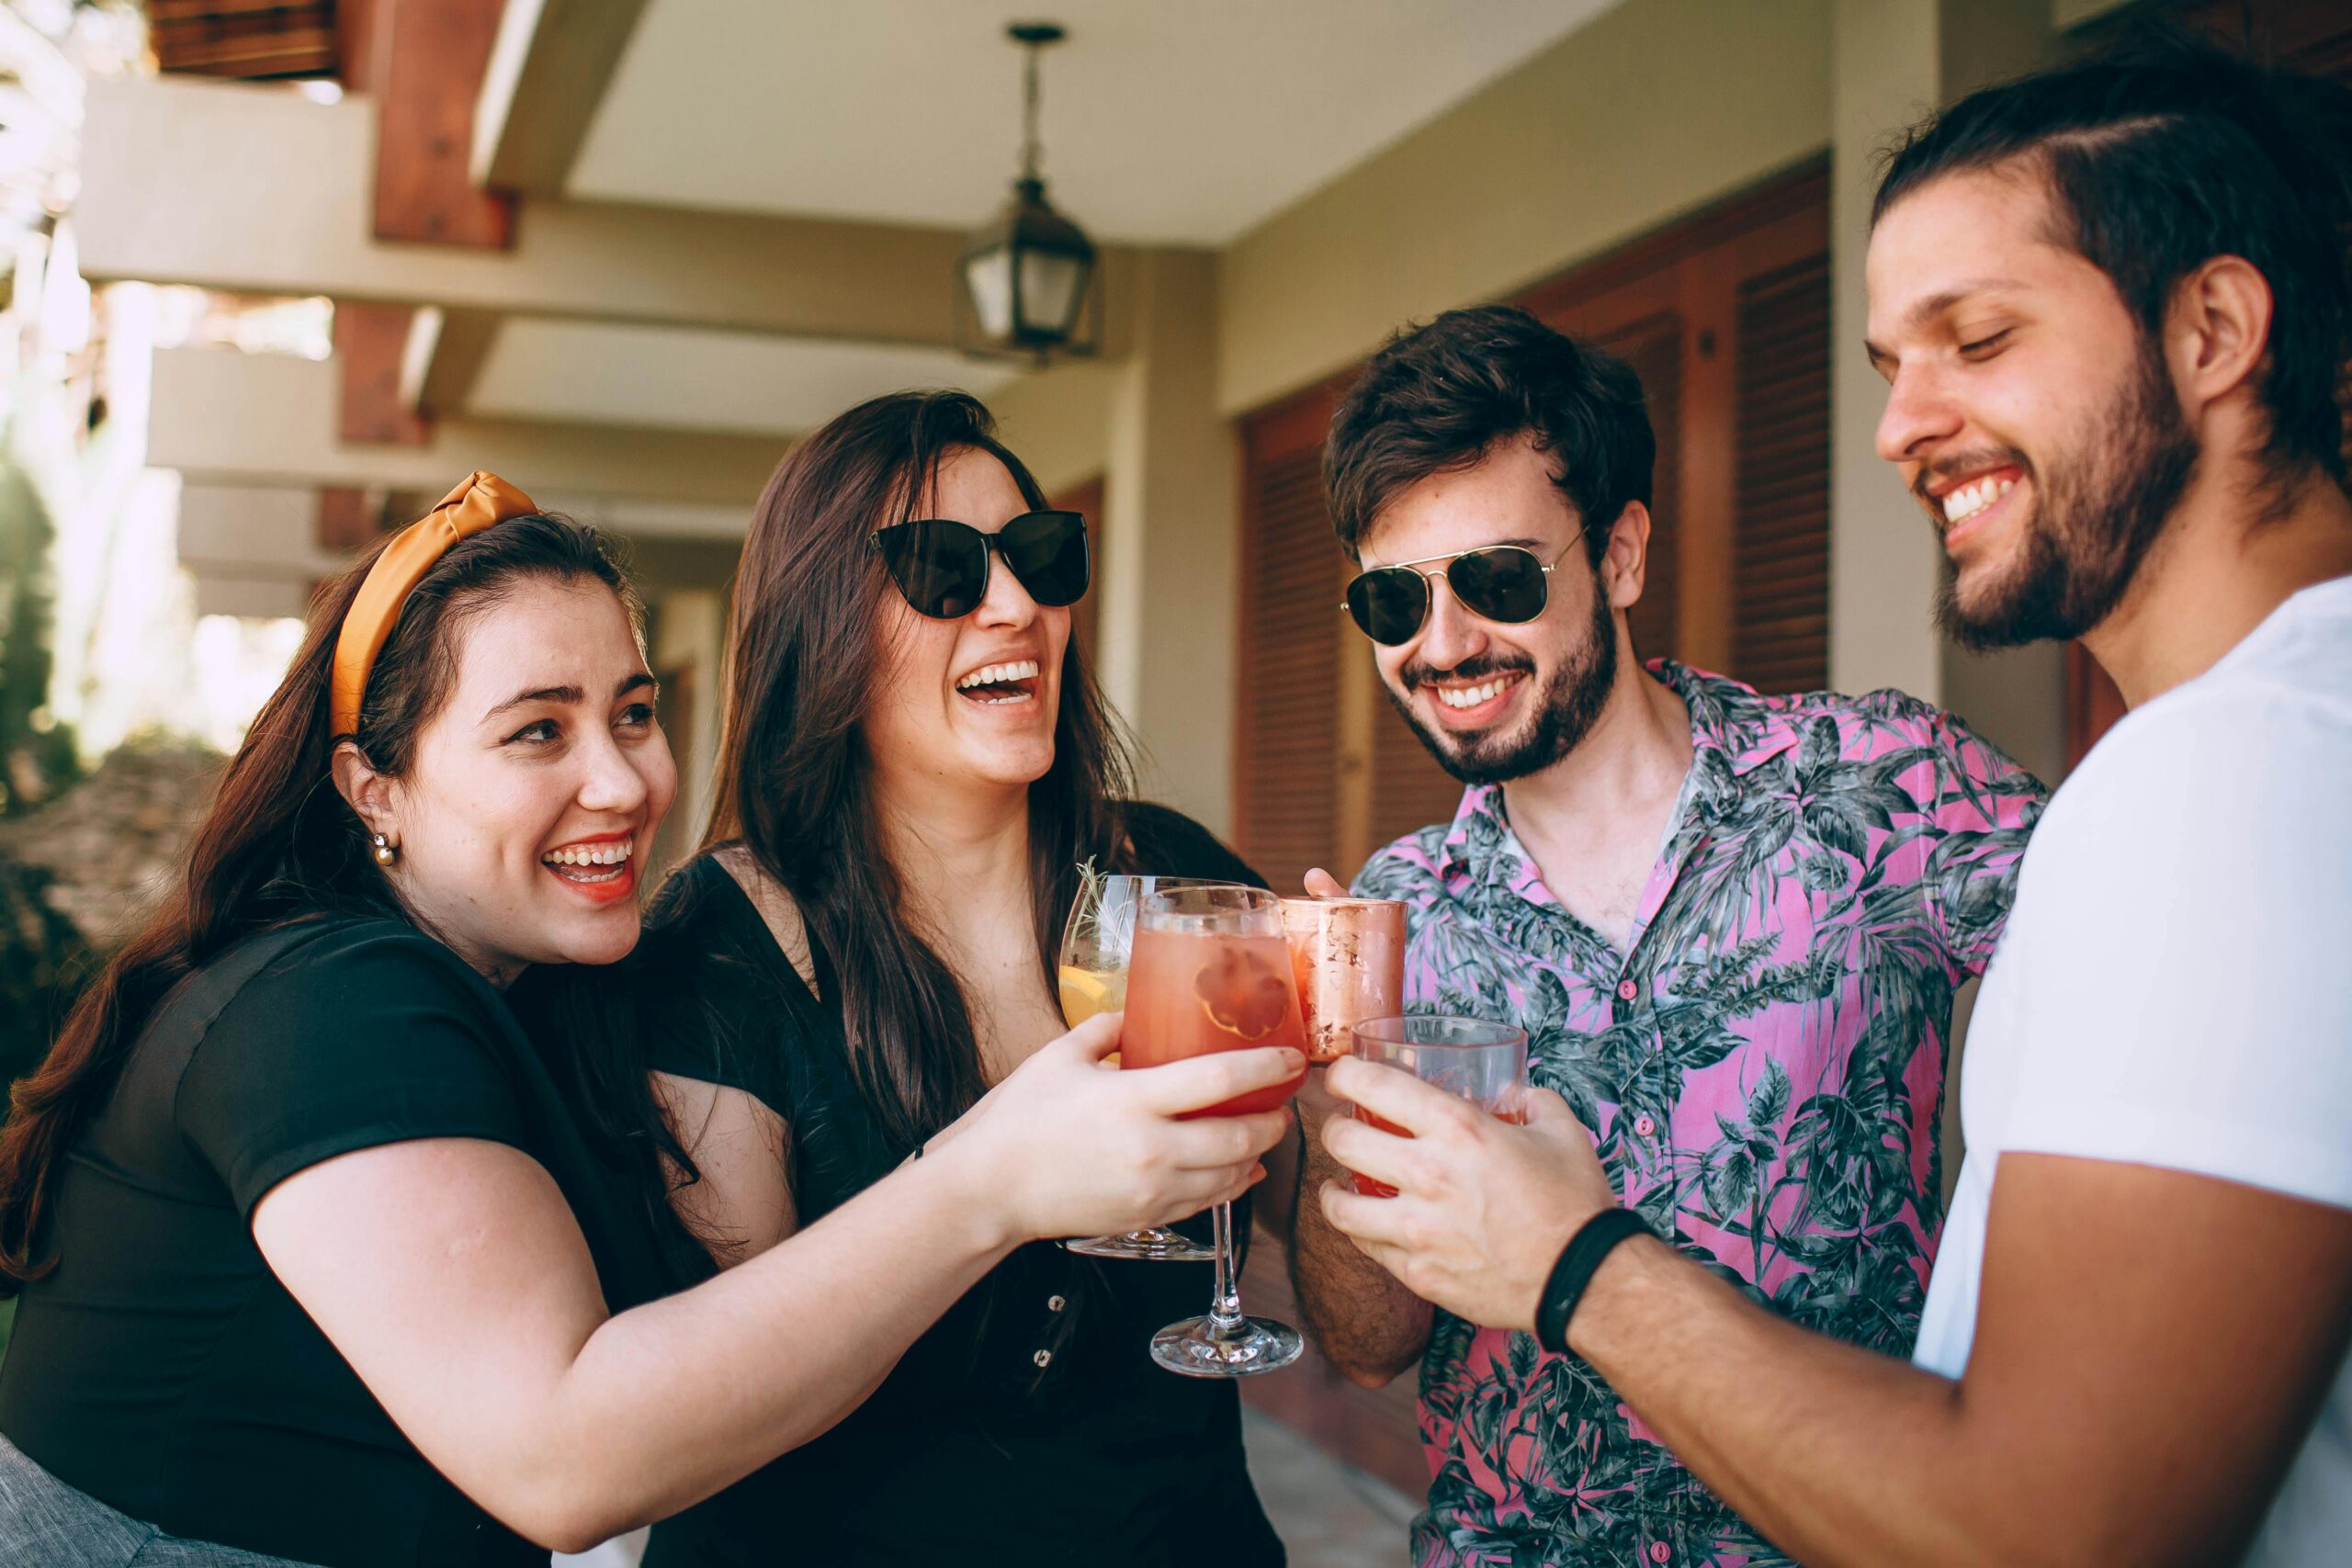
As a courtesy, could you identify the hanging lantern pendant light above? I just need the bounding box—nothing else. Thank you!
[959,21,1099,363]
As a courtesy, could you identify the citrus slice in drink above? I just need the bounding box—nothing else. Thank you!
[1193,946,1294,1042]
[1057,964,1125,1025]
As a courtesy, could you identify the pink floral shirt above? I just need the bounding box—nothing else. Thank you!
[1351,662,2043,1567]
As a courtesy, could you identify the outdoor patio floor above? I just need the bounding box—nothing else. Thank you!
[556,1407,1414,1565]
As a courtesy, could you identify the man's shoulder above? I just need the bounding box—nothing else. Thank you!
[1351,818,1454,900]
[1728,671,2038,789]
[2060,652,2352,833]
[1676,664,1944,755]
[1737,674,1978,753]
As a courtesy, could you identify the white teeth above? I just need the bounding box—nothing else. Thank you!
[1941,475,2016,525]
[542,837,633,868]
[955,658,1041,693]
[1436,677,1515,710]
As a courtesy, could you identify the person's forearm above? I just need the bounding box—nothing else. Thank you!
[1290,1134,1431,1384]
[1570,1237,2043,1568]
[527,1144,1016,1540]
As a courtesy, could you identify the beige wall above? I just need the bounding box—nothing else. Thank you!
[1216,0,1836,416]
[1100,250,1240,835]
[989,359,1118,499]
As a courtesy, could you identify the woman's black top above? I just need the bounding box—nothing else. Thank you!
[633,803,1285,1568]
[0,916,674,1568]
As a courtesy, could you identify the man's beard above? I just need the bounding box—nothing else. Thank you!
[1388,574,1619,786]
[1934,334,2199,650]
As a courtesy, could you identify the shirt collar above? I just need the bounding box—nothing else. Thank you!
[1434,660,1800,882]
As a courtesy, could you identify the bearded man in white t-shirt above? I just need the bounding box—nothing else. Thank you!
[1315,32,2352,1568]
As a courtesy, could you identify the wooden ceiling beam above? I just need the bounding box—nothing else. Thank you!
[471,0,652,194]
[371,0,514,249]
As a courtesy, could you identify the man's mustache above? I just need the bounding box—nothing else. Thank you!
[1912,446,2033,513]
[1400,652,1536,693]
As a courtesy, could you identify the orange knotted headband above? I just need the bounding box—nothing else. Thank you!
[329,471,539,738]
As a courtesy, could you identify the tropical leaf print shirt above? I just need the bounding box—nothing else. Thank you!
[1351,661,2044,1568]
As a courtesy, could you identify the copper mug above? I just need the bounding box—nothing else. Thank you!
[1280,897,1407,1064]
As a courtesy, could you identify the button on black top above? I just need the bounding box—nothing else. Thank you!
[631,803,1284,1568]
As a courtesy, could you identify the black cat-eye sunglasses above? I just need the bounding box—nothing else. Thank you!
[867,511,1091,620]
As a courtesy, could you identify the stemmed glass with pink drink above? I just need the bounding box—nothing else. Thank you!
[1122,885,1309,1376]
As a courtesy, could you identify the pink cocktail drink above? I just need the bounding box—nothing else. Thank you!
[1124,926,1309,1117]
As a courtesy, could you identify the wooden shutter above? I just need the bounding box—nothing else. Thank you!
[1234,395,1347,895]
[1047,473,1106,667]
[1596,313,1685,663]
[1731,253,1831,694]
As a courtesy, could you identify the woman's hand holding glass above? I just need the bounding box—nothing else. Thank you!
[932,1011,1298,1247]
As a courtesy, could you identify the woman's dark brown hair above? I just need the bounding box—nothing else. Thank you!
[706,389,1135,1154]
[0,513,637,1291]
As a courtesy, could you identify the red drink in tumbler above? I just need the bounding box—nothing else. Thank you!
[1124,927,1310,1117]
[1351,1102,1529,1197]
[1345,1015,1529,1196]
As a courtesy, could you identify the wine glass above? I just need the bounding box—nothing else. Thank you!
[1345,1015,1529,1197]
[1057,874,1242,1262]
[1124,884,1309,1377]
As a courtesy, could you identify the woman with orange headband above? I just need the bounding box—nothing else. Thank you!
[0,478,1296,1567]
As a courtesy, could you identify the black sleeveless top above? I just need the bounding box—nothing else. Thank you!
[0,916,677,1568]
[630,804,1286,1568]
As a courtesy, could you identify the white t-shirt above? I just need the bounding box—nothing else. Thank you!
[1915,574,2352,1565]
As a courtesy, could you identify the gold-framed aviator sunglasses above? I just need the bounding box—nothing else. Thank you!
[1341,537,1583,647]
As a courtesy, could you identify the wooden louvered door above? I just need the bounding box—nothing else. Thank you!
[1520,160,1830,697]
[1732,253,1832,694]
[1600,314,1685,664]
[1234,389,1350,897]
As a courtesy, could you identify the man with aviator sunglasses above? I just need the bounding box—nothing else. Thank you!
[1279,306,2044,1566]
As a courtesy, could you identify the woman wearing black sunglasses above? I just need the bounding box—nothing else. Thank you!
[605,391,1292,1566]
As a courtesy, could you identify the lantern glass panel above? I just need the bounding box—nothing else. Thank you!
[964,246,1017,341]
[1020,248,1088,339]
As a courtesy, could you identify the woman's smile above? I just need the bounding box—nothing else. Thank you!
[541,829,638,903]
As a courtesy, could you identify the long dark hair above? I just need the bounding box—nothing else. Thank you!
[706,389,1135,1154]
[0,513,637,1292]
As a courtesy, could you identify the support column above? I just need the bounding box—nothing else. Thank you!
[1100,248,1239,835]
[649,587,726,870]
[1828,0,2067,785]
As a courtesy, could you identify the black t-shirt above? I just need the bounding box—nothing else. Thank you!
[0,915,673,1568]
[632,803,1287,1568]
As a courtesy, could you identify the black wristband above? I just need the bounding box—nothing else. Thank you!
[1533,1208,1653,1354]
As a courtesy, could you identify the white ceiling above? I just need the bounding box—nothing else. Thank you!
[464,319,1017,435]
[567,0,1620,245]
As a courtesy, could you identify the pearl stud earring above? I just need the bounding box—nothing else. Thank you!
[370,832,398,867]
